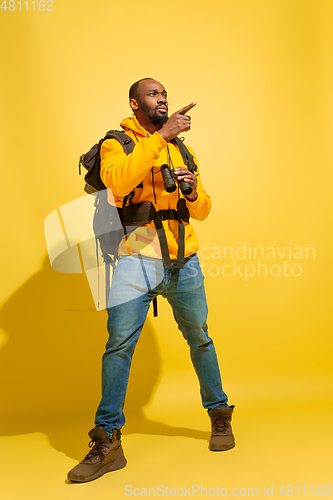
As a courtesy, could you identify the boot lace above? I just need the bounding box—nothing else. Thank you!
[84,439,109,461]
[212,416,230,435]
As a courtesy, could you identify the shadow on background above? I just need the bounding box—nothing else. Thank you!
[0,256,208,460]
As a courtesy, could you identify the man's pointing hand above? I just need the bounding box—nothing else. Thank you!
[178,102,197,115]
[159,102,196,141]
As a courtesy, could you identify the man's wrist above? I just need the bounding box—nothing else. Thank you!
[155,130,169,145]
[158,129,172,142]
[185,193,198,202]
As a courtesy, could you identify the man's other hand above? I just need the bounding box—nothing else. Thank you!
[174,167,198,202]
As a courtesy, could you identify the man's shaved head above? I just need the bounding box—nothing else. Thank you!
[129,78,154,100]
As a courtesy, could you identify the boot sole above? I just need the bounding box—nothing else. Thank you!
[68,455,127,483]
[209,442,236,451]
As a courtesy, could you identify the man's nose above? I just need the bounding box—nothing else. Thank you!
[157,93,167,103]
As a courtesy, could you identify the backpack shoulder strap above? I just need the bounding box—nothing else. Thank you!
[171,137,198,174]
[80,130,136,193]
[103,131,143,190]
[103,130,135,155]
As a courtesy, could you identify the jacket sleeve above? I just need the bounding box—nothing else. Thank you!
[184,146,212,221]
[100,132,167,197]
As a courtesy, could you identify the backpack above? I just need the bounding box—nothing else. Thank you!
[79,130,136,261]
[79,130,198,309]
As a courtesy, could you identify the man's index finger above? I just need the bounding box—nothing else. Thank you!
[178,102,197,115]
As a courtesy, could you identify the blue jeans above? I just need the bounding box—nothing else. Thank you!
[95,253,229,437]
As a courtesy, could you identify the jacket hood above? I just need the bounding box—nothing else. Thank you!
[120,114,150,138]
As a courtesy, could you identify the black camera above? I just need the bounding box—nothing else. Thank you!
[160,164,192,196]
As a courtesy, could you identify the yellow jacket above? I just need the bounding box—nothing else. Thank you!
[100,114,211,260]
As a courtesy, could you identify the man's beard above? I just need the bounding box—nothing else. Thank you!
[141,103,168,126]
[150,109,168,126]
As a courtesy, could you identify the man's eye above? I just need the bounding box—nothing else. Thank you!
[148,92,167,98]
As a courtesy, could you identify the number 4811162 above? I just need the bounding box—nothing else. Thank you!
[0,1,53,11]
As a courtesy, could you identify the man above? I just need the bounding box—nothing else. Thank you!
[67,78,235,483]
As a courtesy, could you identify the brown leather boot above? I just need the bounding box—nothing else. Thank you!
[67,426,127,482]
[209,405,235,451]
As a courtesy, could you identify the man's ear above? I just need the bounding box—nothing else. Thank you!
[129,98,139,112]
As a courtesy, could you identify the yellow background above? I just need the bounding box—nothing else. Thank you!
[0,0,332,498]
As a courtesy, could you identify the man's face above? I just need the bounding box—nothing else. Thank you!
[132,79,169,126]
